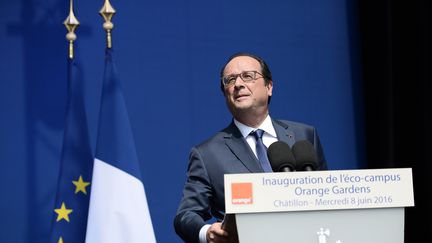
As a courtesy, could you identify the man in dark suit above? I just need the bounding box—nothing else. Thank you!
[174,52,327,243]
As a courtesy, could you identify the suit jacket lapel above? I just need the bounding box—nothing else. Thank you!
[273,119,296,147]
[223,122,263,173]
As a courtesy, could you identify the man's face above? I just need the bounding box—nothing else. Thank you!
[222,56,273,117]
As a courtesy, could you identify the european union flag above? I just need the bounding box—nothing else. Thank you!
[50,57,93,243]
[85,48,156,243]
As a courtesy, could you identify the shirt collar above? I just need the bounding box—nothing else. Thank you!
[234,115,277,138]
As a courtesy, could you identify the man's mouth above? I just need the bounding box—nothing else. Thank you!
[234,93,250,100]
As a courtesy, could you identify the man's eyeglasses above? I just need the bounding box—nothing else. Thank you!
[221,70,263,87]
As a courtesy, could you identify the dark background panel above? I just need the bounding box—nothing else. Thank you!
[358,0,431,241]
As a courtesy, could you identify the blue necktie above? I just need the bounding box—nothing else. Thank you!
[252,129,273,172]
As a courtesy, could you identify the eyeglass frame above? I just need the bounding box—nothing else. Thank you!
[221,70,264,87]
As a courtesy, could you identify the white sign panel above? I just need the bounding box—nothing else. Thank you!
[224,168,414,214]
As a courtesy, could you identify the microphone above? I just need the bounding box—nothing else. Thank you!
[267,141,296,172]
[292,140,318,171]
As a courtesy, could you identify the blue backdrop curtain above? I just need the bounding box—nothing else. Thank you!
[6,0,431,242]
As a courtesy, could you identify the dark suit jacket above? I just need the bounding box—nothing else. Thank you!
[174,119,327,243]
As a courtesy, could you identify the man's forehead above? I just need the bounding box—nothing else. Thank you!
[224,56,260,74]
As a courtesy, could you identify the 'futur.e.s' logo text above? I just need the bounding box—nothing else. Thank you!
[231,183,253,205]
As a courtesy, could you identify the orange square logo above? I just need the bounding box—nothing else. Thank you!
[231,182,253,205]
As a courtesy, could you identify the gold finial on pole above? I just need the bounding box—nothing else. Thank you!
[64,0,80,59]
[99,0,116,49]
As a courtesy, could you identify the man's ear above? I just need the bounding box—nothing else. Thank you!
[266,80,273,96]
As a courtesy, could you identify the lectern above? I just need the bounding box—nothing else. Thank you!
[224,168,414,243]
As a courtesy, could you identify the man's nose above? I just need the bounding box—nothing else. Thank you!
[234,75,246,87]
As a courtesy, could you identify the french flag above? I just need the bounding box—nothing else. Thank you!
[85,48,156,243]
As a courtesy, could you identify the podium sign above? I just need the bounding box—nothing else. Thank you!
[224,168,414,243]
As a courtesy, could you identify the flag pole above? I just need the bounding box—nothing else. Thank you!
[100,0,116,49]
[64,0,79,59]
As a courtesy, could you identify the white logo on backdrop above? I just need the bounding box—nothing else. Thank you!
[317,228,342,243]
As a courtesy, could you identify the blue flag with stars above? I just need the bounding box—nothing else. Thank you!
[50,57,93,243]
